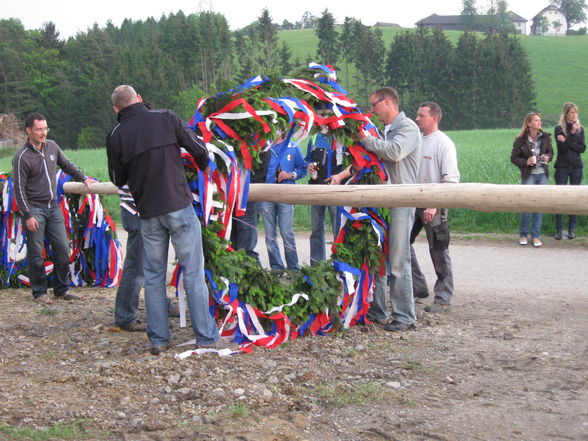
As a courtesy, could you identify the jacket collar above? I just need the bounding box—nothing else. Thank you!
[117,102,149,122]
[25,140,45,152]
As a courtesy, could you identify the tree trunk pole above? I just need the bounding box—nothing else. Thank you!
[63,182,588,215]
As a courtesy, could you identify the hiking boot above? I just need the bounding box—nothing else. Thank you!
[568,231,576,240]
[197,338,240,351]
[424,303,450,313]
[121,321,147,332]
[554,231,562,240]
[383,321,416,332]
[35,294,53,305]
[150,342,173,356]
[56,291,82,301]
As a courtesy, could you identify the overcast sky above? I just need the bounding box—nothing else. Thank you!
[2,1,554,39]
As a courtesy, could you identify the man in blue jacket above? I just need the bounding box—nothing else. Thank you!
[261,134,307,271]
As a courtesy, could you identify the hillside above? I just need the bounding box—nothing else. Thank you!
[279,27,588,124]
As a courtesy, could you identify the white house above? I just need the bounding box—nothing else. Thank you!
[531,6,568,35]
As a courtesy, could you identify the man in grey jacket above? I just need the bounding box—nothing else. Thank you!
[13,113,94,305]
[361,87,421,331]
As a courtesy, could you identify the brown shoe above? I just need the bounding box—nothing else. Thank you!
[35,294,53,305]
[150,342,173,356]
[121,321,147,332]
[424,303,450,313]
[56,291,83,301]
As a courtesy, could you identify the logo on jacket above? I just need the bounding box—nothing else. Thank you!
[287,154,292,161]
[49,154,55,161]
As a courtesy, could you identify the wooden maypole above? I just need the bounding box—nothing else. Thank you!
[64,182,588,215]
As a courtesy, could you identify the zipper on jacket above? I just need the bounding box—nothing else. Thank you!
[38,149,54,206]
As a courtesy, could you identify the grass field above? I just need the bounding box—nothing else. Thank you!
[2,127,585,236]
[279,27,588,125]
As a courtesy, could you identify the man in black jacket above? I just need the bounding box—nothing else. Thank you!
[13,113,94,305]
[106,85,237,355]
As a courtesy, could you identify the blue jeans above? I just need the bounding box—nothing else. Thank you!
[261,201,300,270]
[519,173,548,239]
[115,209,144,327]
[310,205,338,265]
[554,167,583,233]
[231,200,261,265]
[140,204,220,347]
[370,207,416,325]
[26,206,70,298]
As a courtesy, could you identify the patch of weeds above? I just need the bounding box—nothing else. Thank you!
[227,403,250,420]
[206,410,219,424]
[402,360,423,371]
[38,307,58,316]
[0,419,99,440]
[346,348,359,358]
[374,341,398,353]
[399,397,417,407]
[38,352,56,362]
[309,381,384,408]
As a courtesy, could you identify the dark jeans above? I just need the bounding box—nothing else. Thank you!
[114,209,144,327]
[554,167,583,232]
[26,206,70,298]
[309,205,338,265]
[231,201,261,265]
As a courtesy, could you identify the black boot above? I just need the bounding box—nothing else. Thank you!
[555,230,563,240]
[568,215,577,239]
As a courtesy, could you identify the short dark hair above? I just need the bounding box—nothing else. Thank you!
[372,87,399,107]
[420,101,443,122]
[24,113,46,129]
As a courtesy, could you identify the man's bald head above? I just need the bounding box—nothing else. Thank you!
[111,85,140,112]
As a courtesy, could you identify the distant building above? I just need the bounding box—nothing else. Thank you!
[374,22,401,28]
[531,6,567,36]
[416,12,527,34]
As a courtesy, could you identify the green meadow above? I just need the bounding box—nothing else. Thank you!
[280,27,588,125]
[2,127,585,235]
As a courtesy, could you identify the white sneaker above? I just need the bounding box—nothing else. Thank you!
[533,238,542,247]
[519,237,528,245]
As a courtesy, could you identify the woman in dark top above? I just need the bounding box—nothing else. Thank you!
[510,112,553,247]
[553,102,586,240]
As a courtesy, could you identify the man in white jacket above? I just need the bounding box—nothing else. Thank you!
[411,102,460,312]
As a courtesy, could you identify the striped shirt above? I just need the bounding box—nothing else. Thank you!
[118,185,138,215]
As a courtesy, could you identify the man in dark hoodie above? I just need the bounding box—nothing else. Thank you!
[106,85,238,355]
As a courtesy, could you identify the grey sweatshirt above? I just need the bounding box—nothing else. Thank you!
[12,140,86,220]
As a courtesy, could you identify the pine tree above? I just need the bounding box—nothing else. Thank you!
[255,8,280,73]
[338,17,355,91]
[453,32,481,129]
[315,9,339,66]
[353,24,385,106]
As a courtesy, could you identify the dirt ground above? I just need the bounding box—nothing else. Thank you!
[0,232,587,441]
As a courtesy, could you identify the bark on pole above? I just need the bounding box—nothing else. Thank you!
[63,182,588,215]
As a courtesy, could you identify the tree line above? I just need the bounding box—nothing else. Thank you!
[1,8,535,149]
